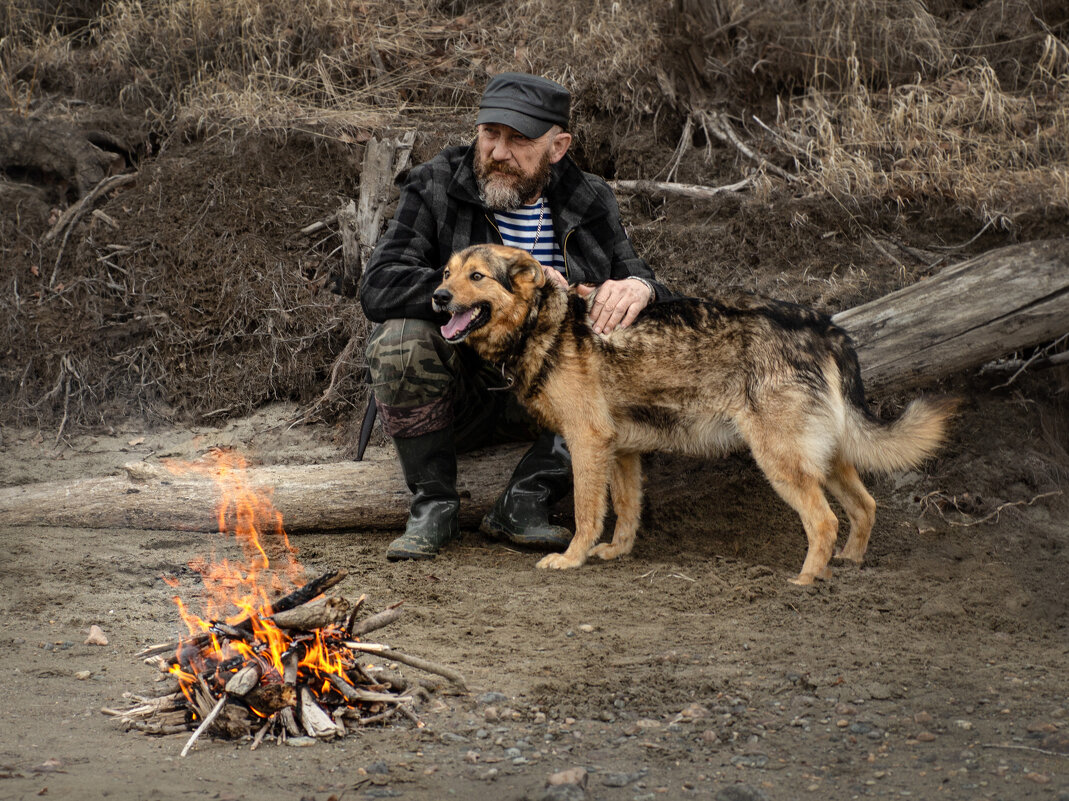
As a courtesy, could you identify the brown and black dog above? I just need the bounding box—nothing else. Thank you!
[433,244,955,584]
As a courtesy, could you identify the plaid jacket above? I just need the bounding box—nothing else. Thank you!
[360,144,670,323]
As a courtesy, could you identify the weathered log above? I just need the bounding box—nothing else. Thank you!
[224,664,262,697]
[349,602,403,638]
[299,687,342,739]
[270,595,350,631]
[833,239,1069,395]
[0,443,528,532]
[0,240,1065,532]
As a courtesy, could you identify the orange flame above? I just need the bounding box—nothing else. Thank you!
[162,448,359,710]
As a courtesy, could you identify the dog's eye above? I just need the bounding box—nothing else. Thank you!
[471,272,484,281]
[443,269,450,279]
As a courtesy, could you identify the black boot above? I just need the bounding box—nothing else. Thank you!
[386,427,460,561]
[480,430,572,549]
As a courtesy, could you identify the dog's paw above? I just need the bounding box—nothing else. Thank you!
[588,543,625,561]
[789,566,832,586]
[537,552,585,570]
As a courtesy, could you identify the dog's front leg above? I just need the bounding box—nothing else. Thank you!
[537,436,611,570]
[588,451,643,561]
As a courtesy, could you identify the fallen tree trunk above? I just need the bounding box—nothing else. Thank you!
[0,240,1065,532]
[833,239,1069,395]
[0,444,528,532]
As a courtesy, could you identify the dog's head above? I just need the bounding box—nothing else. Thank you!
[432,244,547,354]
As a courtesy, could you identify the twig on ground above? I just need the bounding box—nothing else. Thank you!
[982,743,1069,758]
[919,490,1063,528]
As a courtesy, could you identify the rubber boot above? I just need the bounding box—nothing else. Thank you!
[479,430,572,549]
[386,427,460,561]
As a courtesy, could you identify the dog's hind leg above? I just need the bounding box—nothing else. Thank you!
[589,451,643,561]
[826,458,877,564]
[537,437,611,570]
[748,442,839,585]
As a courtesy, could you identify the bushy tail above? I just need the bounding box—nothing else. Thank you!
[842,396,958,473]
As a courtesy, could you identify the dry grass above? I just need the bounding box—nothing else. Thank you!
[731,0,1069,226]
[2,0,672,141]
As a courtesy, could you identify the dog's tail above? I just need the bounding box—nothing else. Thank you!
[841,396,958,474]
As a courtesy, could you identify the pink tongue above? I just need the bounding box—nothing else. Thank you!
[441,308,475,339]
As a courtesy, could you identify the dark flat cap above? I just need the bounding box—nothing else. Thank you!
[476,72,571,139]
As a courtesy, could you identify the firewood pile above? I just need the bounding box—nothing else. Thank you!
[103,568,466,755]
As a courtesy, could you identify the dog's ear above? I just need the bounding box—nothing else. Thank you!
[506,250,546,289]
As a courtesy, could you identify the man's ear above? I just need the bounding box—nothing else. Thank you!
[508,250,546,289]
[548,131,572,164]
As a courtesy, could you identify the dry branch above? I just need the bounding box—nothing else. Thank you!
[610,177,752,200]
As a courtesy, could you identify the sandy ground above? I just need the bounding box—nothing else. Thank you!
[0,392,1066,801]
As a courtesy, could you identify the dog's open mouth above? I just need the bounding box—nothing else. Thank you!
[440,302,490,342]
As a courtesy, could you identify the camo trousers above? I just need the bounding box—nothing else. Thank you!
[365,319,539,450]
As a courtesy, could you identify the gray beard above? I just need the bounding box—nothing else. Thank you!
[478,178,526,211]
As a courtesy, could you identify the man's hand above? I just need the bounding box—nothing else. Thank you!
[576,278,653,335]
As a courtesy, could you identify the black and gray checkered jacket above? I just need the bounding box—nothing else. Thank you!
[360,143,670,323]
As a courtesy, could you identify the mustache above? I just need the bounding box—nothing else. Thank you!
[484,161,522,177]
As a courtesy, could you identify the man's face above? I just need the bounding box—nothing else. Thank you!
[474,123,571,210]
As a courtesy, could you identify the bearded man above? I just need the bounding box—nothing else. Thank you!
[360,72,671,560]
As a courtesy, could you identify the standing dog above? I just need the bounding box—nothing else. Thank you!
[432,244,954,584]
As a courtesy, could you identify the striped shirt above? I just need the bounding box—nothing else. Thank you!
[493,197,565,273]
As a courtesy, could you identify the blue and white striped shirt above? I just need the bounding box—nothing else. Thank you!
[493,198,565,273]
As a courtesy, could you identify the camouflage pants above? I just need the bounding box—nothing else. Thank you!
[365,319,539,450]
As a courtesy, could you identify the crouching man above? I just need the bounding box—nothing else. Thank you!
[360,72,670,560]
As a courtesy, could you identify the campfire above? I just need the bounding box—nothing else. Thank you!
[103,449,465,754]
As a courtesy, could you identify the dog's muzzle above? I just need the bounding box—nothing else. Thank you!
[431,288,452,313]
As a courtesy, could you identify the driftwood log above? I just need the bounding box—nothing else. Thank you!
[0,239,1065,533]
[833,238,1069,395]
[0,444,529,532]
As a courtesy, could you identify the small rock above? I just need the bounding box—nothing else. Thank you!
[547,766,588,789]
[74,670,92,680]
[915,731,937,742]
[533,785,586,801]
[1023,772,1050,784]
[483,706,500,722]
[478,691,508,705]
[913,711,933,726]
[285,736,317,747]
[600,772,639,788]
[715,785,771,801]
[672,703,709,723]
[577,624,595,633]
[866,683,894,700]
[464,750,480,764]
[365,761,389,774]
[954,719,973,731]
[84,625,108,646]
